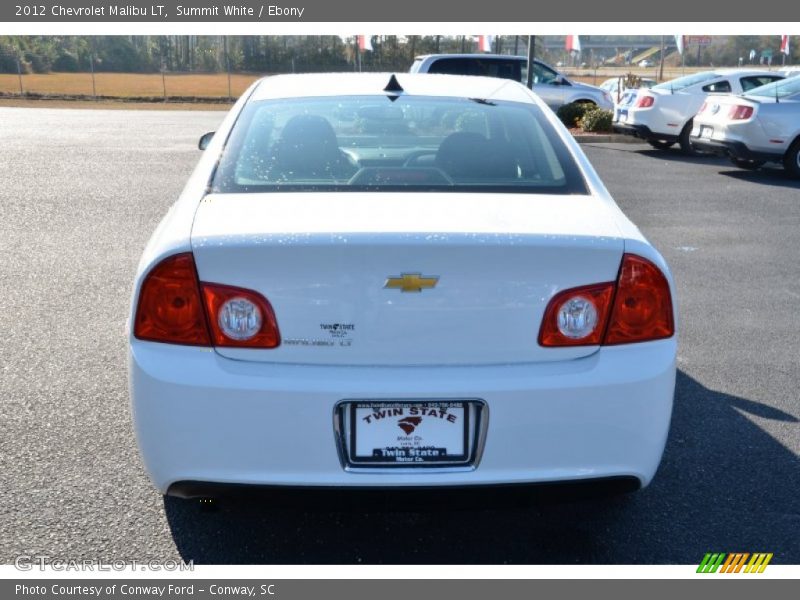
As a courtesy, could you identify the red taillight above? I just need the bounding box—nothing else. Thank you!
[604,254,674,345]
[728,105,754,120]
[134,253,281,348]
[539,254,674,347]
[201,283,281,348]
[134,253,211,346]
[635,95,655,108]
[538,283,615,347]
[697,101,709,114]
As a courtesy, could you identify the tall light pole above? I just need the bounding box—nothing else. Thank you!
[223,36,231,100]
[526,36,536,89]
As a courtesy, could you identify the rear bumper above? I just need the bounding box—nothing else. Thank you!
[166,476,642,501]
[129,339,676,494]
[613,122,678,143]
[690,137,783,162]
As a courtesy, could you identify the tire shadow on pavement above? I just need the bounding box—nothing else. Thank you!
[636,148,730,166]
[718,168,800,190]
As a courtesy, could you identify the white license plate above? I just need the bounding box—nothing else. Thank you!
[700,125,714,139]
[616,109,628,123]
[346,401,470,466]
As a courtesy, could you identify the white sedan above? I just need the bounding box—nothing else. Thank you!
[128,73,677,499]
[690,76,800,176]
[613,69,784,153]
[600,76,656,104]
[778,66,800,79]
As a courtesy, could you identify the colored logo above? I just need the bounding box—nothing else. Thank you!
[697,552,773,573]
[384,273,439,293]
[397,416,423,434]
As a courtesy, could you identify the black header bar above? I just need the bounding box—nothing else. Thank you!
[3,0,799,22]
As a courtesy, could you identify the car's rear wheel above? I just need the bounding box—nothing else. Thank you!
[647,140,675,150]
[784,139,800,179]
[678,119,702,155]
[730,157,765,170]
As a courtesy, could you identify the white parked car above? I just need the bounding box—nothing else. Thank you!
[778,66,800,79]
[690,76,800,177]
[600,76,656,103]
[613,69,784,153]
[410,54,614,111]
[128,73,677,499]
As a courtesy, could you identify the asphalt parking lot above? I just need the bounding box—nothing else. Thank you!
[1,107,798,565]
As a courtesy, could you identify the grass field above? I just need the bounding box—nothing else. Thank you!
[566,65,715,86]
[0,72,262,98]
[0,98,232,110]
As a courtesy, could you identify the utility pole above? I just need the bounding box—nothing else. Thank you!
[223,36,231,100]
[89,52,97,99]
[88,36,97,99]
[526,36,536,88]
[16,54,24,96]
[658,35,665,82]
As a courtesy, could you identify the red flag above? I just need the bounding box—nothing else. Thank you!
[357,35,373,52]
[565,35,581,53]
[477,35,493,53]
[781,35,791,56]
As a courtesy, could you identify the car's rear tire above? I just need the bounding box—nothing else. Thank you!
[647,140,675,150]
[730,157,765,170]
[784,139,800,179]
[678,119,701,155]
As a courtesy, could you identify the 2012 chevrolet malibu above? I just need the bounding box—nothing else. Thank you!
[128,73,677,498]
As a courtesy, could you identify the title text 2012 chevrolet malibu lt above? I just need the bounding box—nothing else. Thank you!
[128,73,677,498]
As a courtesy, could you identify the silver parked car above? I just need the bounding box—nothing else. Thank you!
[690,76,800,177]
[410,54,614,111]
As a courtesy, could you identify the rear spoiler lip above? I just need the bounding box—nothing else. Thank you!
[705,92,762,105]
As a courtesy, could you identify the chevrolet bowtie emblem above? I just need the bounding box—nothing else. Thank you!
[384,273,439,293]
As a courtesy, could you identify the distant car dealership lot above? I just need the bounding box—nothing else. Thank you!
[0,107,797,564]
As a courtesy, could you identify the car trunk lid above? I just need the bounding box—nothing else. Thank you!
[190,192,625,366]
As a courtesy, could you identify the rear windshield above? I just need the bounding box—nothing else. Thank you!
[425,57,523,82]
[653,71,719,91]
[745,76,800,99]
[212,95,587,195]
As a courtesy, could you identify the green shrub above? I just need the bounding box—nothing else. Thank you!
[556,102,592,128]
[580,108,614,133]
